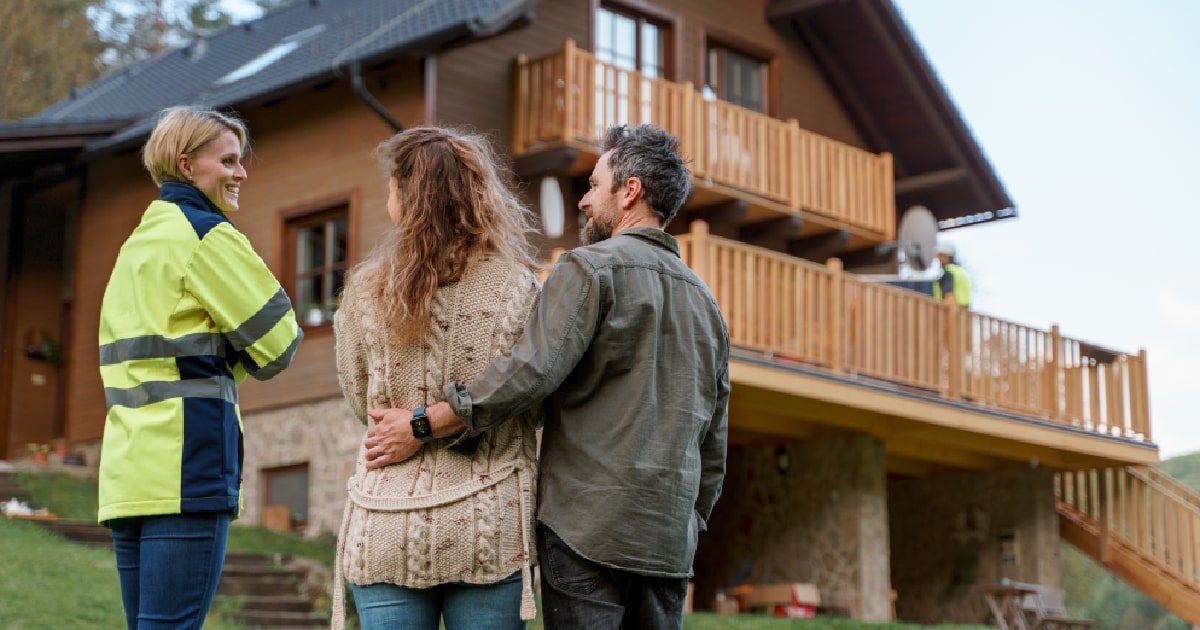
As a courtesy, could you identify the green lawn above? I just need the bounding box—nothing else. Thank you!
[7,472,992,630]
[0,518,241,629]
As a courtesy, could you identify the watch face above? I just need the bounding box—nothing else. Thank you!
[411,416,432,439]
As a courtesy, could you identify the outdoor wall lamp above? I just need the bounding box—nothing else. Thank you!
[775,446,790,475]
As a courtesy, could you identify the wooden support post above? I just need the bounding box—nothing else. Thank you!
[513,54,529,154]
[946,303,961,400]
[787,119,802,211]
[879,151,895,240]
[562,39,576,140]
[827,257,844,373]
[1137,348,1150,441]
[680,82,695,175]
[1048,324,1062,420]
[691,220,711,289]
[1099,469,1111,563]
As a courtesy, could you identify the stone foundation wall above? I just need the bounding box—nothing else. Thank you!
[694,435,891,620]
[240,397,362,537]
[888,466,1060,625]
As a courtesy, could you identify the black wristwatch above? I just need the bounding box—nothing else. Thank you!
[411,406,434,444]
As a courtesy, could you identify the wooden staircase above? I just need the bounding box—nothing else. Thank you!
[1056,467,1200,625]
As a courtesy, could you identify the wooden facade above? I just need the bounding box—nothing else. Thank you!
[2,0,1194,624]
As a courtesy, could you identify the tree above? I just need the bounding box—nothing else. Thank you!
[2,0,296,121]
[89,0,245,69]
[0,0,105,120]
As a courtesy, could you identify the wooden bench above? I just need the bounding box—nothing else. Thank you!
[1020,584,1092,630]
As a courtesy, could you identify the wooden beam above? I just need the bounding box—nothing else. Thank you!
[765,0,841,22]
[730,410,831,441]
[858,0,993,204]
[740,216,804,252]
[885,454,940,477]
[730,360,1161,468]
[513,145,579,179]
[837,243,892,268]
[894,167,967,195]
[789,229,849,262]
[886,435,1004,471]
[680,199,749,239]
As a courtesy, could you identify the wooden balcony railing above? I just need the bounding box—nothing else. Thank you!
[676,221,1151,441]
[514,39,895,240]
[1057,468,1200,595]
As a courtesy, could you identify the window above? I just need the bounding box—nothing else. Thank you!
[263,463,309,532]
[283,204,350,328]
[595,6,665,77]
[706,44,767,113]
[593,4,672,133]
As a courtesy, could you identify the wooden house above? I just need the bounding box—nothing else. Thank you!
[0,0,1194,623]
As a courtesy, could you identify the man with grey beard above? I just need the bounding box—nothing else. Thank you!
[363,124,730,630]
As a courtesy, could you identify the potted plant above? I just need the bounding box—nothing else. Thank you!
[26,443,50,464]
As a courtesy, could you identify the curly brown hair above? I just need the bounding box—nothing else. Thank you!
[343,127,537,344]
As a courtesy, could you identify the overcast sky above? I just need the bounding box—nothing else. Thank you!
[219,0,1200,459]
[894,0,1200,458]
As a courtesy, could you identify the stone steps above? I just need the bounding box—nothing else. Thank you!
[0,476,32,504]
[35,519,114,546]
[227,609,328,628]
[12,505,329,628]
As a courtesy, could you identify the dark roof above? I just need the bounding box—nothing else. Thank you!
[0,0,533,154]
[768,0,1015,228]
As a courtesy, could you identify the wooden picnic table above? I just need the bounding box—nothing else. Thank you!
[971,582,1039,630]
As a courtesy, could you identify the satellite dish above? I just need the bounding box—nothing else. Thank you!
[897,205,938,271]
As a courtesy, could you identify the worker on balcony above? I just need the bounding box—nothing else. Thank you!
[933,241,971,308]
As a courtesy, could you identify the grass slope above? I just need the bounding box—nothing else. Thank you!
[8,471,993,629]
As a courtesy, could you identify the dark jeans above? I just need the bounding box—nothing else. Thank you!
[109,512,230,630]
[537,522,688,630]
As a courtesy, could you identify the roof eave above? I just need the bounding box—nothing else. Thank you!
[767,0,1015,225]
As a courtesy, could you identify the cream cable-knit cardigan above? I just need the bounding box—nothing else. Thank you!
[331,257,541,627]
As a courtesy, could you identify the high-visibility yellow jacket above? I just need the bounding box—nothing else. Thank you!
[933,262,972,308]
[97,182,302,524]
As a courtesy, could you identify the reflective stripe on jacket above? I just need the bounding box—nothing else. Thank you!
[98,182,302,524]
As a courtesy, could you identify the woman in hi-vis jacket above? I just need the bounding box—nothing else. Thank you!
[98,105,303,630]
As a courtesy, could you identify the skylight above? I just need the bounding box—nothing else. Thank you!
[215,24,326,86]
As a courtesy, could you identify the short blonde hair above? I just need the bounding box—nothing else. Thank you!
[141,106,249,187]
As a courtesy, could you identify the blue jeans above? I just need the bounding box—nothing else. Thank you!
[537,522,688,630]
[109,513,231,630]
[350,570,525,630]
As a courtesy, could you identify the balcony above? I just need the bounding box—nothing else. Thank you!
[542,221,1152,455]
[513,39,896,247]
[676,220,1151,444]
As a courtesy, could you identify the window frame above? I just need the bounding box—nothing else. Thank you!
[699,25,780,116]
[261,462,310,533]
[591,0,681,82]
[276,190,359,333]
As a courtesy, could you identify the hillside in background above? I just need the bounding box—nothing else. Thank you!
[1160,452,1200,489]
[1060,452,1200,629]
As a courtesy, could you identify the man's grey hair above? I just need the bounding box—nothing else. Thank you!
[602,125,692,226]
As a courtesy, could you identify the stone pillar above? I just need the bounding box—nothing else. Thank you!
[889,466,1060,624]
[241,398,362,537]
[694,434,891,620]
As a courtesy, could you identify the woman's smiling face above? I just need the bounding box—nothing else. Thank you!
[179,129,246,212]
